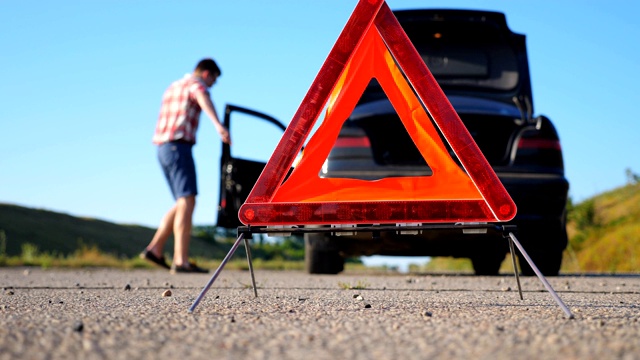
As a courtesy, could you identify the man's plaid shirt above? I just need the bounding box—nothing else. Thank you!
[153,74,208,144]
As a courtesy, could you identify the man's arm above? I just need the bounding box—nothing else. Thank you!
[195,91,231,144]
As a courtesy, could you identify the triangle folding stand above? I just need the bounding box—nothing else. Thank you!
[189,0,573,319]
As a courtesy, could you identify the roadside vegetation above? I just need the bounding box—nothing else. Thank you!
[562,173,640,273]
[1,175,638,273]
[0,207,365,271]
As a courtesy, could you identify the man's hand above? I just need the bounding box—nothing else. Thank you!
[216,124,231,145]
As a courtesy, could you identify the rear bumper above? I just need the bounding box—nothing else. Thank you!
[498,172,569,225]
[333,172,569,258]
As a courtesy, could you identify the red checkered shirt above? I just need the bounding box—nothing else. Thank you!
[153,74,208,144]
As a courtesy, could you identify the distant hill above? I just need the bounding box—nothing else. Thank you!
[0,203,230,259]
[564,182,640,273]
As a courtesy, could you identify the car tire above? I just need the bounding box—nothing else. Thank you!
[517,246,564,276]
[305,233,344,274]
[471,252,505,276]
[515,221,567,276]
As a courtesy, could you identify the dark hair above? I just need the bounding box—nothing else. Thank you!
[195,58,221,77]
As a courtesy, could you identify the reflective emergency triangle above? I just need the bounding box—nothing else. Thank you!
[239,0,517,225]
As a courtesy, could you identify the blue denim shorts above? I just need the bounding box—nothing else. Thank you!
[158,142,198,199]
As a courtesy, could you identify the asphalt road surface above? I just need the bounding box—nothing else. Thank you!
[1,267,639,359]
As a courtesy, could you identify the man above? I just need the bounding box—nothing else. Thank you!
[141,58,230,273]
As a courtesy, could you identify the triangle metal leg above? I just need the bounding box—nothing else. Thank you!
[243,236,258,298]
[508,235,524,300]
[189,233,246,313]
[508,232,574,319]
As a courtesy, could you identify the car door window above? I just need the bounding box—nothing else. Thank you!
[229,111,286,163]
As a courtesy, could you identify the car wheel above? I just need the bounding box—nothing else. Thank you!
[471,253,505,276]
[304,233,344,274]
[469,238,507,275]
[515,222,567,276]
[517,246,564,276]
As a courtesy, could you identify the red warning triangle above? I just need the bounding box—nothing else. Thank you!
[239,0,516,226]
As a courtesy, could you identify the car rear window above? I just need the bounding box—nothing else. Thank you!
[402,21,519,91]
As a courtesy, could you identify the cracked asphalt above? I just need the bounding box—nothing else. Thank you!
[1,267,639,359]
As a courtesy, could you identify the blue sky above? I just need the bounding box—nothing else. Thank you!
[1,1,639,269]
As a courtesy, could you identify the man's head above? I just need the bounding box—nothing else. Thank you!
[194,58,221,88]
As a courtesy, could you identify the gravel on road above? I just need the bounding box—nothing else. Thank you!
[1,267,639,359]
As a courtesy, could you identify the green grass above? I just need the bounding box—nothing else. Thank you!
[564,182,640,273]
[0,240,306,271]
[338,280,370,290]
[0,203,287,269]
[1,242,140,269]
[0,203,233,259]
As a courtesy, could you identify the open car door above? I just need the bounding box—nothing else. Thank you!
[216,104,287,229]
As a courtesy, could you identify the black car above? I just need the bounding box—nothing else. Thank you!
[217,9,569,276]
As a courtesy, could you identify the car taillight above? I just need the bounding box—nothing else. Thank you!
[322,135,373,175]
[333,136,371,148]
[517,138,561,151]
[512,129,564,169]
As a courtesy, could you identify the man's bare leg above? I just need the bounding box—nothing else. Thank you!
[172,195,196,267]
[145,204,177,258]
